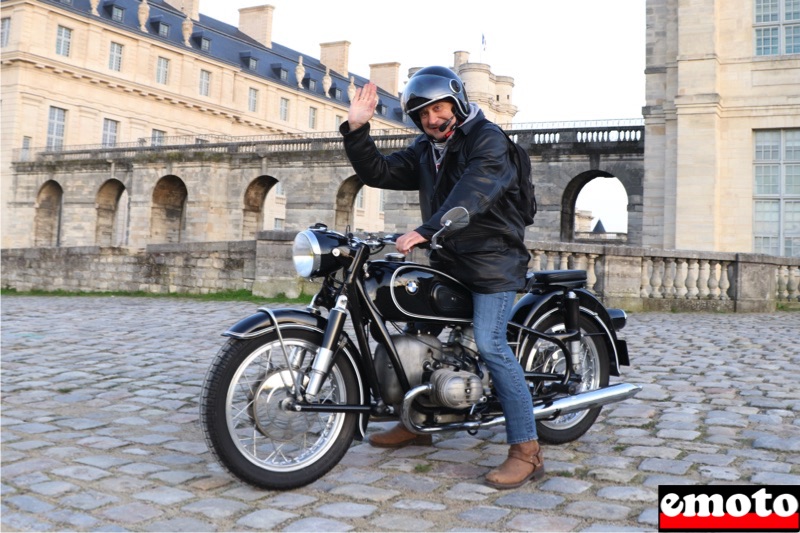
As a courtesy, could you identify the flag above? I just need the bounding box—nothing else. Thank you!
[482,33,486,51]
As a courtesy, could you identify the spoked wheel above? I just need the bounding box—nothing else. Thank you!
[519,311,609,444]
[200,328,359,490]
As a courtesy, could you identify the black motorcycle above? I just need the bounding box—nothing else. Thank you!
[200,207,641,490]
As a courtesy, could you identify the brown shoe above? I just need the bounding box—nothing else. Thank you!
[368,423,433,448]
[485,440,545,489]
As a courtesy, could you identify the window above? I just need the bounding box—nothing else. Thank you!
[279,97,289,121]
[248,88,258,112]
[335,115,344,129]
[1,17,10,48]
[355,189,364,209]
[379,189,385,212]
[158,23,170,37]
[47,107,67,150]
[200,37,211,52]
[754,129,800,256]
[156,56,169,84]
[308,107,317,129]
[56,25,72,57]
[248,57,258,71]
[274,218,284,230]
[275,181,285,196]
[308,79,317,91]
[111,6,124,22]
[151,129,166,146]
[754,0,800,55]
[199,69,211,96]
[21,136,31,161]
[108,42,123,71]
[333,87,342,101]
[279,68,288,81]
[102,119,119,147]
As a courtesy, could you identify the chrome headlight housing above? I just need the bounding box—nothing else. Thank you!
[292,229,348,278]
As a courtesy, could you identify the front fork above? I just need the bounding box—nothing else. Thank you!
[304,294,349,401]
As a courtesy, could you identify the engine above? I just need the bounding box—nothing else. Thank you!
[373,327,490,410]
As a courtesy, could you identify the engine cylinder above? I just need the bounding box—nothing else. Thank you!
[430,368,483,409]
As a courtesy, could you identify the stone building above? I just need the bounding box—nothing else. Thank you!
[0,0,518,248]
[643,0,800,256]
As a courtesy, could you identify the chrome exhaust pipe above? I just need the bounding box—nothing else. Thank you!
[401,382,642,435]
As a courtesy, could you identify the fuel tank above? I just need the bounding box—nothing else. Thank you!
[365,258,473,323]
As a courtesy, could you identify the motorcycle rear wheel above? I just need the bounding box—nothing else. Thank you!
[519,312,610,444]
[200,328,359,490]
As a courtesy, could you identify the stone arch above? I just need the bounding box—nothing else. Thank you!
[34,180,64,247]
[150,175,188,244]
[561,170,621,242]
[242,175,279,238]
[96,179,128,246]
[334,175,363,231]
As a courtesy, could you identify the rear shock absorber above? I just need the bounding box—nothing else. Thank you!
[564,291,582,373]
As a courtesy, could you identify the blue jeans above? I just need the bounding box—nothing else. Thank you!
[473,290,538,444]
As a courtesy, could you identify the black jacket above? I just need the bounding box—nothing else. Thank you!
[340,107,529,293]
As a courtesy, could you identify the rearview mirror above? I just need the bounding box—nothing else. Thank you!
[431,206,469,249]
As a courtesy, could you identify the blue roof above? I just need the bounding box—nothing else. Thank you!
[39,0,407,125]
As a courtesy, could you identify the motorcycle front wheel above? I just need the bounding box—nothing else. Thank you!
[200,328,359,490]
[518,311,610,444]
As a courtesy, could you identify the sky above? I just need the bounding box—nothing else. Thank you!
[201,0,645,231]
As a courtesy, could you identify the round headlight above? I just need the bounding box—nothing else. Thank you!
[292,230,320,278]
[292,229,348,278]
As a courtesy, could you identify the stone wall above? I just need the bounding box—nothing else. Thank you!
[3,235,798,312]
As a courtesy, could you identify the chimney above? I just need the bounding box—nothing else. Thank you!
[166,0,199,21]
[183,0,199,21]
[369,62,401,96]
[238,4,275,48]
[320,41,350,76]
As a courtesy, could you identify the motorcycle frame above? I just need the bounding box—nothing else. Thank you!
[224,237,629,440]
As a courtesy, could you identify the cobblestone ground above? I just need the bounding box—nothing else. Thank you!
[1,295,799,532]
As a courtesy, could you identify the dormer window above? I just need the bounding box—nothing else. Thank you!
[240,52,258,71]
[308,79,317,91]
[111,6,124,22]
[150,16,169,37]
[272,63,288,81]
[377,104,387,116]
[192,31,211,51]
[333,87,343,100]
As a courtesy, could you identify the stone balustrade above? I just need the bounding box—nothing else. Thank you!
[522,241,799,312]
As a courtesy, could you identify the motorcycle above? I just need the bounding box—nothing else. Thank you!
[200,207,641,490]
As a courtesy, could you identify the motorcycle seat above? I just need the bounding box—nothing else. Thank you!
[526,270,587,289]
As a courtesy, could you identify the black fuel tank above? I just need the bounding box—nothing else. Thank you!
[365,260,473,323]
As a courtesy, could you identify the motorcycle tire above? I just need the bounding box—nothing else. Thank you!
[200,327,359,490]
[519,311,610,444]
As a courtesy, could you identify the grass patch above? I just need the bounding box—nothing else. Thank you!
[0,287,310,305]
[414,463,432,473]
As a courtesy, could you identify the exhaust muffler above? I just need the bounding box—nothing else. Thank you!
[401,382,642,434]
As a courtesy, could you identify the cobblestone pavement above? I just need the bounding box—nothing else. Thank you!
[1,295,799,532]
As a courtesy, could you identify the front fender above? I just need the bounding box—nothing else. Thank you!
[511,290,628,376]
[223,307,369,440]
[224,307,328,339]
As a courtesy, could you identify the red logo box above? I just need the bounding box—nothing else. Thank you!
[658,485,799,532]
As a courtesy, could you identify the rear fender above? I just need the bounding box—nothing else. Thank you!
[223,307,369,440]
[511,290,628,376]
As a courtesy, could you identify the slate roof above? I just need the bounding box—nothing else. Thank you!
[40,0,407,124]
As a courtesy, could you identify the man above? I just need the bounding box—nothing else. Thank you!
[339,66,544,489]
